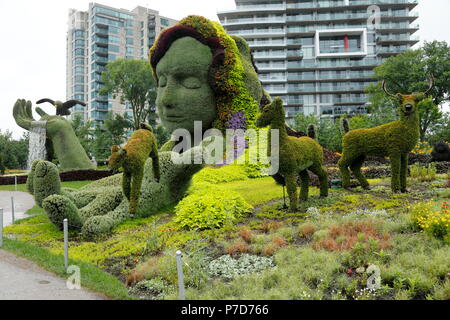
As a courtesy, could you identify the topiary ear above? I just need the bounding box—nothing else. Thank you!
[112,145,119,153]
[140,122,153,132]
[273,97,284,109]
[414,93,425,102]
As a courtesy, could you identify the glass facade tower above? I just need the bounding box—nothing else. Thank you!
[66,3,177,126]
[218,0,419,120]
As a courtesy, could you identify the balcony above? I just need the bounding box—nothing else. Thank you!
[218,4,286,15]
[260,77,287,83]
[93,55,108,64]
[247,40,286,48]
[92,45,108,55]
[287,74,316,81]
[256,64,287,71]
[253,52,287,60]
[228,28,285,38]
[377,35,419,44]
[221,17,285,26]
[288,58,379,70]
[93,25,108,36]
[377,22,419,33]
[377,46,410,56]
[334,97,368,104]
[286,0,417,12]
[287,50,303,60]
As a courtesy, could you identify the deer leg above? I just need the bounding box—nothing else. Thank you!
[338,156,352,189]
[285,174,298,211]
[129,169,144,215]
[350,155,369,190]
[390,153,402,193]
[310,163,329,198]
[122,171,131,200]
[299,170,309,202]
[400,153,408,193]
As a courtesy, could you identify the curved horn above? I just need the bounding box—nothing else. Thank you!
[382,80,397,98]
[424,74,435,96]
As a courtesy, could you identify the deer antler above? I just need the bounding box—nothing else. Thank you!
[382,80,397,98]
[424,74,435,96]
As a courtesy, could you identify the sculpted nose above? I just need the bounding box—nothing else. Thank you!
[160,87,176,109]
[405,104,413,111]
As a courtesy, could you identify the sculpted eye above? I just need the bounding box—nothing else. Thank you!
[158,75,167,88]
[181,77,201,89]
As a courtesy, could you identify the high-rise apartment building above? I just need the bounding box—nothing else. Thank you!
[218,0,419,120]
[66,3,177,126]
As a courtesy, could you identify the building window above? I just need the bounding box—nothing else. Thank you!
[73,48,84,56]
[109,45,119,53]
[161,18,169,26]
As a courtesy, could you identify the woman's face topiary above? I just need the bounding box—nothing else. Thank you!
[155,37,216,136]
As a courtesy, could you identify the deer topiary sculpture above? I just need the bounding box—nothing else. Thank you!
[109,123,160,215]
[256,98,328,211]
[338,76,434,193]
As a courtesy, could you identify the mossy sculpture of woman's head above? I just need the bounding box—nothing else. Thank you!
[150,15,270,137]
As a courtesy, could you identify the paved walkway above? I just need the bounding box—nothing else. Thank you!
[0,250,106,300]
[0,191,35,226]
[0,191,107,300]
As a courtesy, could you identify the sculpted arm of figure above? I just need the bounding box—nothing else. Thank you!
[13,99,94,171]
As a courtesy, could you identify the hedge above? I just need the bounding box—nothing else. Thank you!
[0,169,115,186]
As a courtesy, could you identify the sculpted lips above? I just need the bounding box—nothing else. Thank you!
[164,114,184,122]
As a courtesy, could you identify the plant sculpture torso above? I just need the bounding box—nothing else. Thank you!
[256,98,328,211]
[109,123,160,215]
[338,78,434,192]
[26,15,269,234]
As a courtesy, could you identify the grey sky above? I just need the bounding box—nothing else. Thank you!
[0,0,449,139]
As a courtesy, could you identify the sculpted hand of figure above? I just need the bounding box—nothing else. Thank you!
[13,99,94,171]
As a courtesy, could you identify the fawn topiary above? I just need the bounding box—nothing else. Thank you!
[256,98,328,211]
[339,76,434,192]
[109,123,160,215]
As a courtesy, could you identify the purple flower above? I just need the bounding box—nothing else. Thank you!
[226,111,248,160]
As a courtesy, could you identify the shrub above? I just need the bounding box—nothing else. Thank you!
[174,188,253,230]
[239,227,253,243]
[411,201,450,241]
[0,153,5,175]
[410,163,437,181]
[33,161,61,207]
[192,164,248,184]
[226,240,249,256]
[129,278,174,300]
[312,220,390,256]
[208,254,274,281]
[263,236,287,256]
[26,160,39,194]
[260,221,282,233]
[298,223,316,239]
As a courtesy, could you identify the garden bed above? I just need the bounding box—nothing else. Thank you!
[3,165,449,300]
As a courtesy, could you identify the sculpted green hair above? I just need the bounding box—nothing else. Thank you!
[149,15,263,131]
